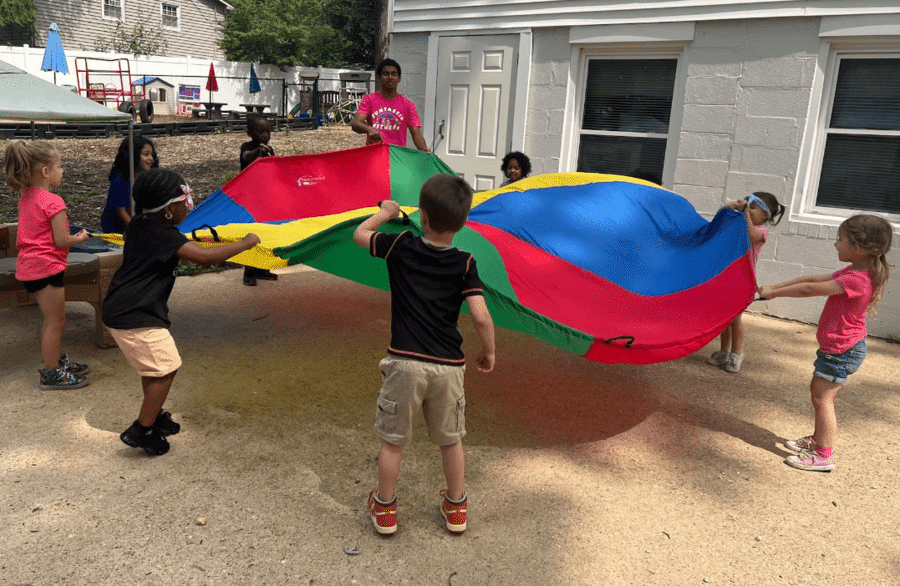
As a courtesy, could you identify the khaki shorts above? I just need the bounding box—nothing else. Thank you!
[107,326,182,378]
[374,356,466,446]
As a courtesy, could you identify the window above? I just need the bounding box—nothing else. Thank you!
[161,4,179,29]
[103,0,123,20]
[576,58,677,184]
[814,56,900,215]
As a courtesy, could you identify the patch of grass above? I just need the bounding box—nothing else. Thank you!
[89,189,102,196]
[1,206,15,223]
[176,261,239,277]
[215,171,237,185]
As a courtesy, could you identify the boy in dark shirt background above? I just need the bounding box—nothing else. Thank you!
[239,114,279,286]
[352,174,496,536]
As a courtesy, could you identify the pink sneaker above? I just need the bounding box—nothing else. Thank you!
[785,435,816,453]
[785,449,834,472]
[439,489,467,534]
[367,490,397,535]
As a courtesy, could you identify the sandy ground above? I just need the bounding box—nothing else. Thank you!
[1,265,899,586]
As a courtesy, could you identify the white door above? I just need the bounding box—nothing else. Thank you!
[434,35,518,191]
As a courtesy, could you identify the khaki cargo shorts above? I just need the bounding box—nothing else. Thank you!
[374,356,466,446]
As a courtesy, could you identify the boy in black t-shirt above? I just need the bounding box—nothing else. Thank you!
[239,114,278,286]
[352,174,496,535]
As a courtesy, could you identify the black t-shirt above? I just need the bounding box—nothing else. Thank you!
[370,230,484,365]
[240,140,275,170]
[102,214,189,330]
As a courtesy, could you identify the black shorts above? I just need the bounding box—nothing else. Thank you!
[22,270,65,294]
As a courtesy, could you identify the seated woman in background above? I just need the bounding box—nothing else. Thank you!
[500,151,531,187]
[101,136,159,234]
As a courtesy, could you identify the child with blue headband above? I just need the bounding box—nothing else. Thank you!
[708,191,784,373]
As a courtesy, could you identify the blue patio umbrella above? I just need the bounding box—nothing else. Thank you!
[249,63,261,93]
[41,23,69,85]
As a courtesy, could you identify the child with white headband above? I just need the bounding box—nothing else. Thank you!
[708,191,784,373]
[102,168,260,456]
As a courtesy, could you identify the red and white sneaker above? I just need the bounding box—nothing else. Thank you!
[785,449,834,472]
[439,489,467,534]
[367,490,397,535]
[785,435,816,453]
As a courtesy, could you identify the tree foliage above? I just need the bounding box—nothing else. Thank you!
[222,0,378,68]
[222,0,334,67]
[94,21,168,56]
[0,0,36,33]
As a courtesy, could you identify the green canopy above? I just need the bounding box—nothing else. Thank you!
[0,60,130,122]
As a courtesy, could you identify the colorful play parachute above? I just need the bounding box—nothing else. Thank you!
[175,143,755,364]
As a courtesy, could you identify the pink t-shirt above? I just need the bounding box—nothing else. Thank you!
[16,187,69,281]
[749,225,769,269]
[356,92,421,147]
[816,266,873,354]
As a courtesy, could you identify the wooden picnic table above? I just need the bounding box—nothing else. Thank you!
[239,103,270,113]
[192,102,228,119]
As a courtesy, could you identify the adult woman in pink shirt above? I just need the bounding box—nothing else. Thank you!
[351,58,430,152]
[759,214,893,472]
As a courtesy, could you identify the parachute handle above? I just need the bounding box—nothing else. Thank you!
[190,224,221,242]
[377,201,411,225]
[602,336,635,348]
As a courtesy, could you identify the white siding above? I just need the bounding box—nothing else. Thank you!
[391,0,900,33]
[31,0,228,61]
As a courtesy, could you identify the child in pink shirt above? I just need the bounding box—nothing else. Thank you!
[708,192,785,373]
[759,214,893,472]
[4,141,90,390]
[351,58,430,152]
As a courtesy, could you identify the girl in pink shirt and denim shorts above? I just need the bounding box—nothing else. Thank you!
[759,214,893,472]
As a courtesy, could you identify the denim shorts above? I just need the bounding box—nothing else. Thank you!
[814,339,866,384]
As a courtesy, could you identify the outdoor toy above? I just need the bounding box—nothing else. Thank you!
[133,143,756,365]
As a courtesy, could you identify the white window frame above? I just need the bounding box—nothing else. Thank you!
[102,0,124,21]
[797,46,900,224]
[161,3,180,31]
[563,45,687,188]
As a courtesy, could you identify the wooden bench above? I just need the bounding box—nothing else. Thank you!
[0,224,123,348]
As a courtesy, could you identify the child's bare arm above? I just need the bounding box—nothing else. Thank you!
[50,212,89,248]
[352,201,400,248]
[177,233,260,265]
[759,274,844,299]
[465,295,496,373]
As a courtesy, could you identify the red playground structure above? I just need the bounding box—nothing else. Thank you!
[75,57,154,122]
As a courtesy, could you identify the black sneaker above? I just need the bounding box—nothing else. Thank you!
[153,410,181,436]
[59,353,90,376]
[39,367,89,390]
[256,269,278,281]
[120,421,170,456]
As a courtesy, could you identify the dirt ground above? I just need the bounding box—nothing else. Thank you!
[0,123,365,226]
[2,265,899,586]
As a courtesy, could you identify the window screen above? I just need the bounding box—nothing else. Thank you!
[162,4,179,29]
[103,0,123,20]
[577,59,676,184]
[817,57,900,214]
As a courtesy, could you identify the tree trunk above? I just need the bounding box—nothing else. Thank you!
[377,0,389,63]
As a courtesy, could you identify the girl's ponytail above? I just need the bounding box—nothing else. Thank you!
[4,140,59,192]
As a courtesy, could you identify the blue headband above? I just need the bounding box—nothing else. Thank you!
[744,194,771,218]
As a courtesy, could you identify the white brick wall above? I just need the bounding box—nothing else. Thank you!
[390,16,900,340]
